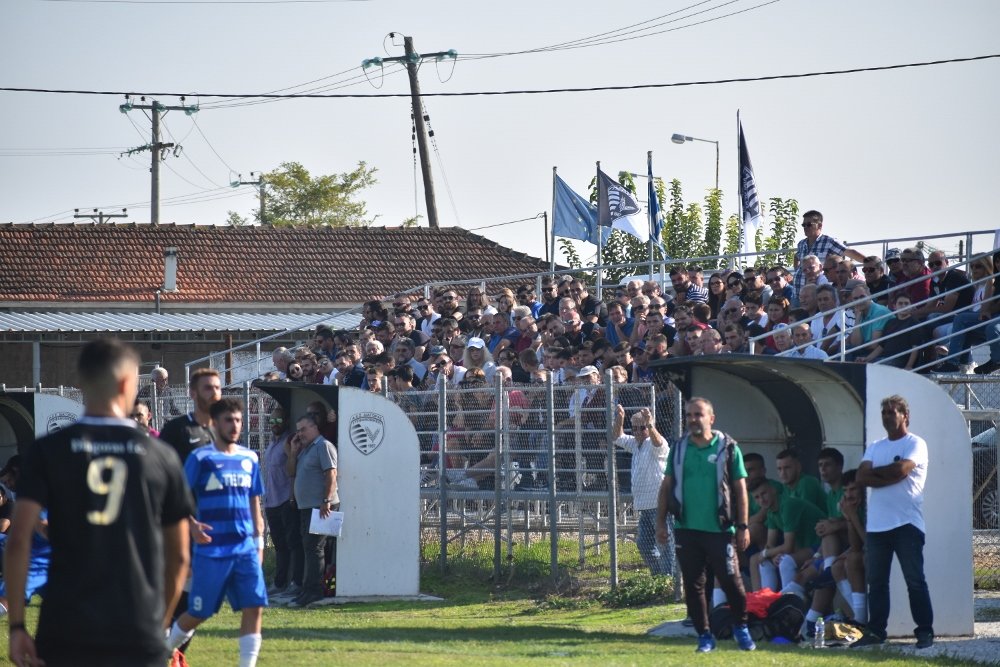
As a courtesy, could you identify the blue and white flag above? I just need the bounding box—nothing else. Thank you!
[553,174,607,245]
[738,116,763,256]
[597,169,649,243]
[647,156,664,250]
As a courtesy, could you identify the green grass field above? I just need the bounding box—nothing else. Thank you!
[2,539,982,667]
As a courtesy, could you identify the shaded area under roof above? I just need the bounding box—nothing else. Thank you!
[0,311,362,334]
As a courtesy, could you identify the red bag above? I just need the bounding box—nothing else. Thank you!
[745,588,782,619]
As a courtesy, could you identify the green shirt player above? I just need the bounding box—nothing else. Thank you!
[748,477,825,594]
[776,448,827,512]
[743,452,784,550]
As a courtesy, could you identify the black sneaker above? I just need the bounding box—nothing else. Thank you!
[851,632,886,648]
[915,631,934,649]
[975,360,999,375]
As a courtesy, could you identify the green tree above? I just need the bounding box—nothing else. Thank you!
[702,189,723,268]
[723,213,742,259]
[225,210,249,226]
[253,161,378,227]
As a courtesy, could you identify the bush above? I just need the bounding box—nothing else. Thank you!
[598,572,675,608]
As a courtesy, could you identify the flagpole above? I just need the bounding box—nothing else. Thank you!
[550,167,558,275]
[647,150,654,282]
[734,110,741,270]
[595,161,603,296]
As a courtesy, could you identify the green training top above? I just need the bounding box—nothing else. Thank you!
[665,433,748,534]
[766,495,826,549]
[784,474,827,515]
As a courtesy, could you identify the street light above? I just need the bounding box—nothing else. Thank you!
[671,132,719,191]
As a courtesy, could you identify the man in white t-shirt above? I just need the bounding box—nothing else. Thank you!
[854,395,934,649]
[612,405,670,576]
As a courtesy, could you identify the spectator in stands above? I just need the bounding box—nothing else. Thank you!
[865,294,926,369]
[885,248,906,286]
[394,312,430,359]
[138,365,181,416]
[493,288,515,327]
[848,284,893,362]
[286,362,305,382]
[272,347,289,377]
[746,268,773,304]
[863,256,892,305]
[707,273,727,319]
[778,322,829,360]
[899,248,933,306]
[437,289,462,320]
[811,284,852,357]
[793,210,866,292]
[448,335,468,367]
[725,273,747,305]
[393,337,428,384]
[669,268,692,305]
[700,329,725,355]
[686,266,711,303]
[463,337,497,382]
[765,266,797,306]
[918,250,974,339]
[771,323,795,355]
[604,301,634,347]
[465,286,495,316]
[416,297,440,338]
[428,350,466,388]
[823,254,845,289]
[723,322,751,354]
[756,296,791,354]
[799,255,827,292]
[486,310,519,355]
[796,284,818,319]
[315,328,337,360]
[317,356,336,385]
[743,291,768,335]
[334,351,364,388]
[568,280,604,325]
[940,255,995,372]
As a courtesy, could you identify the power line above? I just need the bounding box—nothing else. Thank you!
[40,0,371,4]
[5,54,995,99]
[466,215,545,231]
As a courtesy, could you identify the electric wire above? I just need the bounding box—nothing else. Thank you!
[421,102,460,226]
[6,54,994,99]
[190,115,237,173]
[466,215,544,231]
[160,117,225,189]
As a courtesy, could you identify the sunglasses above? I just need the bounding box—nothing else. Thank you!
[269,417,284,425]
[929,260,944,268]
[802,222,818,228]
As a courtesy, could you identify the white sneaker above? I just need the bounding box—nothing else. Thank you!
[960,362,977,374]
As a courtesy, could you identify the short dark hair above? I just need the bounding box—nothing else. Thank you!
[744,452,764,466]
[817,447,844,467]
[776,448,799,461]
[841,468,858,487]
[209,397,244,420]
[747,476,771,493]
[803,210,823,222]
[77,338,140,388]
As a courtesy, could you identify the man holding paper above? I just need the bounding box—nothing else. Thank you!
[288,413,339,608]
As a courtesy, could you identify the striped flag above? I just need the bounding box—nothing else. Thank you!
[738,115,763,256]
[597,169,649,243]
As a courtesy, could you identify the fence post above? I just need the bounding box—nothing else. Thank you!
[546,375,558,584]
[838,308,848,361]
[672,384,683,602]
[605,370,618,590]
[256,342,262,378]
[437,379,449,572]
[493,374,504,582]
[242,381,252,444]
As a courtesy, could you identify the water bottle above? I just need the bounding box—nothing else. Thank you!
[813,616,825,649]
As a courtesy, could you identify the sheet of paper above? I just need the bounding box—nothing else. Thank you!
[309,509,344,537]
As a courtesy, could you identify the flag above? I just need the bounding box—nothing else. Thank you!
[647,156,664,250]
[738,116,763,256]
[552,174,606,245]
[597,169,649,243]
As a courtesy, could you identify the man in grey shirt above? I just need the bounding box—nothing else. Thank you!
[288,413,338,607]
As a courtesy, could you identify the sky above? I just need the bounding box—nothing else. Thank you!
[2,0,998,266]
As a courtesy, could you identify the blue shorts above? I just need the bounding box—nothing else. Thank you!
[188,551,267,618]
[0,558,48,602]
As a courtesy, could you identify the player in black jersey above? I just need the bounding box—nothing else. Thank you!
[158,368,223,463]
[5,338,194,667]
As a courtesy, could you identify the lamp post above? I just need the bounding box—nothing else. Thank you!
[671,133,719,191]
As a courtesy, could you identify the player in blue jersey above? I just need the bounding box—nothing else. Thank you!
[166,398,267,667]
[0,512,51,618]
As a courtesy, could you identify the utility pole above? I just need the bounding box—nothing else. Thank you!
[364,35,456,229]
[120,96,199,224]
[232,172,266,223]
[73,208,128,224]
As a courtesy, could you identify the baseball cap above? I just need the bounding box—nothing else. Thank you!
[467,337,485,349]
[885,248,902,262]
[577,365,599,377]
[428,345,447,356]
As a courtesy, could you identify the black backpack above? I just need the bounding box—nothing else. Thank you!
[709,604,767,641]
[765,594,806,641]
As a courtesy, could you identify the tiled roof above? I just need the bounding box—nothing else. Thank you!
[0,223,553,304]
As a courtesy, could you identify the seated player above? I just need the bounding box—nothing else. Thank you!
[776,448,827,512]
[748,477,825,593]
[743,453,783,551]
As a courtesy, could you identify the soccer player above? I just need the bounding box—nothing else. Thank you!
[0,513,50,619]
[5,338,193,667]
[159,368,223,463]
[166,398,267,667]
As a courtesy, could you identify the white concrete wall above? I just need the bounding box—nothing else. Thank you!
[866,365,974,637]
[335,388,420,597]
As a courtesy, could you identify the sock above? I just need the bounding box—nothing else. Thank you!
[759,561,779,591]
[805,608,821,623]
[239,633,262,667]
[781,581,806,600]
[851,592,869,624]
[166,621,196,652]
[837,579,853,604]
[823,557,835,570]
[778,555,799,588]
[712,588,728,607]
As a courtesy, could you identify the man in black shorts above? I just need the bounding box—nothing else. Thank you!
[5,338,193,667]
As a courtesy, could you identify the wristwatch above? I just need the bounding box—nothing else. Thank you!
[322,498,334,505]
[735,523,749,530]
